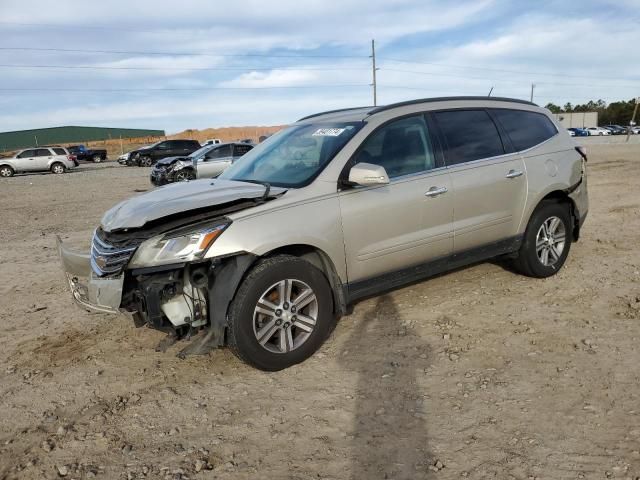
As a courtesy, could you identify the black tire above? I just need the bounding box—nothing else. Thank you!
[50,162,66,174]
[227,255,335,371]
[139,156,153,167]
[174,169,196,182]
[513,201,572,278]
[0,165,14,177]
[92,154,102,163]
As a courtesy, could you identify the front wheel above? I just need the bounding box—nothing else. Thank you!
[0,165,14,177]
[50,162,66,174]
[139,156,153,167]
[174,169,196,182]
[227,255,335,371]
[513,202,572,278]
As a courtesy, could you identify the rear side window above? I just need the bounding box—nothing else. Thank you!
[36,148,52,157]
[434,110,504,165]
[53,148,66,155]
[233,144,253,156]
[492,109,557,151]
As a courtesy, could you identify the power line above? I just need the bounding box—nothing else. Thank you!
[380,67,640,89]
[0,47,366,59]
[0,63,369,72]
[0,84,370,92]
[378,57,639,81]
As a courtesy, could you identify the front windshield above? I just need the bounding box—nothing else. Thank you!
[219,122,363,188]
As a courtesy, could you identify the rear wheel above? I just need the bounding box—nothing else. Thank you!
[50,162,66,174]
[227,255,335,371]
[0,165,14,177]
[513,201,572,278]
[92,154,102,163]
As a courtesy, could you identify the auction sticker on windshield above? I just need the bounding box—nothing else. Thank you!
[312,128,346,137]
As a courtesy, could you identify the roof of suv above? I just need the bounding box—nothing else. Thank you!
[297,96,539,123]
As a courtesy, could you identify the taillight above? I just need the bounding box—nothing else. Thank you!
[575,146,587,162]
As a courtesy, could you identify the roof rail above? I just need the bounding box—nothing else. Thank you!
[297,106,373,122]
[367,96,537,116]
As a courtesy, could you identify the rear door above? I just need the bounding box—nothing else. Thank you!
[34,148,54,170]
[196,144,233,178]
[432,109,527,252]
[338,114,454,283]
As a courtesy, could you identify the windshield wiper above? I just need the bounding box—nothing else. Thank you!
[236,179,271,201]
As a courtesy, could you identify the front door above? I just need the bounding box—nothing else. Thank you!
[15,149,38,171]
[338,114,454,283]
[197,144,233,178]
[432,109,527,252]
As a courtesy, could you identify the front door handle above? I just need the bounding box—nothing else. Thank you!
[424,186,448,197]
[506,169,524,179]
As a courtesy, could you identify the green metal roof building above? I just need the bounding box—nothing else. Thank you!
[0,126,165,151]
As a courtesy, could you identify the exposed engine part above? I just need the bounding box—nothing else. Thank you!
[161,268,208,328]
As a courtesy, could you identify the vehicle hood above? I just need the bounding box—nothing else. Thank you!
[101,179,286,231]
[155,156,188,167]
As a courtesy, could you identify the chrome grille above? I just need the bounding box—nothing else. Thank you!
[91,230,138,277]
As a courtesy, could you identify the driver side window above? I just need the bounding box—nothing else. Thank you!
[354,115,435,179]
[205,145,232,160]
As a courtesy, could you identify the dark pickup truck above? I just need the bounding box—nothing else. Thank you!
[68,145,108,163]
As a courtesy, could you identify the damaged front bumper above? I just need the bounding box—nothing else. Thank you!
[56,236,126,314]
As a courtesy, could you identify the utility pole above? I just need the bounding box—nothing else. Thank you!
[371,39,378,106]
[626,96,639,143]
[530,83,535,103]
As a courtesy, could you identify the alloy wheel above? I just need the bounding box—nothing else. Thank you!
[252,279,318,354]
[0,166,13,177]
[535,216,566,266]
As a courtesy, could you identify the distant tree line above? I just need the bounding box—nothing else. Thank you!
[544,98,638,125]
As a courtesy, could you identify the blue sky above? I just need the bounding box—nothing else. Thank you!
[0,0,638,133]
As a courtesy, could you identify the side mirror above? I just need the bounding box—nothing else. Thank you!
[348,162,390,186]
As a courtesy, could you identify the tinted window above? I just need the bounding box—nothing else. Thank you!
[156,142,172,150]
[17,149,36,158]
[36,148,52,157]
[434,110,504,165]
[492,109,557,151]
[354,115,436,178]
[205,145,232,160]
[233,144,253,157]
[53,148,67,155]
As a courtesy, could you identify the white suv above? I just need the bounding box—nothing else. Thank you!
[0,147,77,177]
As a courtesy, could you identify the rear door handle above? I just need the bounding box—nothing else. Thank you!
[506,169,524,179]
[424,186,448,197]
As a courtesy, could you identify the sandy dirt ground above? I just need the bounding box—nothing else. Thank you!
[0,140,639,480]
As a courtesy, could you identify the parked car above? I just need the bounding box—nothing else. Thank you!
[0,146,77,177]
[117,151,133,165]
[57,96,588,371]
[629,126,640,134]
[150,142,254,186]
[567,129,575,137]
[124,139,202,167]
[603,125,627,135]
[568,127,589,137]
[586,127,611,136]
[67,144,108,163]
[203,139,222,146]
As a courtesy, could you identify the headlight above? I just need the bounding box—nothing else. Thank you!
[171,160,186,172]
[128,222,229,268]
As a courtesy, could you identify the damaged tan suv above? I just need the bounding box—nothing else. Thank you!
[57,97,588,371]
